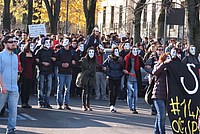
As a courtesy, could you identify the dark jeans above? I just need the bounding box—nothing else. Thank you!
[21,78,32,104]
[38,74,52,106]
[109,78,121,106]
[82,84,93,106]
[71,68,80,97]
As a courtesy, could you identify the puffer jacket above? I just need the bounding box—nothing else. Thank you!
[151,62,167,100]
[103,55,124,80]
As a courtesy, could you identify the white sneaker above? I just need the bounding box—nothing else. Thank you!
[113,106,116,111]
[110,105,114,111]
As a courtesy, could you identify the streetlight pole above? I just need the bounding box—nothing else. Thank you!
[163,7,167,49]
[66,0,69,34]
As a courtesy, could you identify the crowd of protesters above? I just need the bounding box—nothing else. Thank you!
[0,27,200,134]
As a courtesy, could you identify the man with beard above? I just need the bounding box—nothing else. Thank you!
[0,35,19,134]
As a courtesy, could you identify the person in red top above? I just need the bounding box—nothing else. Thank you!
[19,42,35,108]
[123,46,144,114]
[51,35,59,48]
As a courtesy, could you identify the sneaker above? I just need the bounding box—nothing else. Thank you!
[82,106,87,111]
[113,106,117,112]
[44,104,52,109]
[87,108,93,111]
[110,105,116,113]
[110,105,114,112]
[101,96,108,101]
[130,109,134,113]
[132,109,138,114]
[6,129,16,134]
[57,105,63,110]
[64,104,71,110]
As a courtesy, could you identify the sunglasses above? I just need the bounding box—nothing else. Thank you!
[157,49,163,51]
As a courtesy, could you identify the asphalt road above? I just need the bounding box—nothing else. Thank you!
[0,95,173,134]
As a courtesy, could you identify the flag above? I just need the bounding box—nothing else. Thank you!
[167,61,200,134]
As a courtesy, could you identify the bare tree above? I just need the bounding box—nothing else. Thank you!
[27,0,33,32]
[44,0,61,34]
[3,0,11,31]
[186,0,200,51]
[133,0,146,44]
[83,0,97,35]
[157,0,171,38]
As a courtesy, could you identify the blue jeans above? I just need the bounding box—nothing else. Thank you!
[153,99,166,134]
[0,91,19,131]
[95,72,107,98]
[38,74,52,106]
[127,81,138,110]
[57,74,72,105]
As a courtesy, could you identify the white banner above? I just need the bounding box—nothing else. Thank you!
[28,24,46,37]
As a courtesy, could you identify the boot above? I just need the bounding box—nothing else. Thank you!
[82,104,87,111]
[87,104,93,111]
[64,104,71,110]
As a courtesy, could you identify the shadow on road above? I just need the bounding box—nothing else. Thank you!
[0,96,172,133]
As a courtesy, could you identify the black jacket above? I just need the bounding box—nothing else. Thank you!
[35,47,55,74]
[55,47,77,74]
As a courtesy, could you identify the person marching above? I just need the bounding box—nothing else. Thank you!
[123,46,144,114]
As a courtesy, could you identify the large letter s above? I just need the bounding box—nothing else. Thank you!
[180,64,199,95]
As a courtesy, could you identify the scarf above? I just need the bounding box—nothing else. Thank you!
[125,53,140,71]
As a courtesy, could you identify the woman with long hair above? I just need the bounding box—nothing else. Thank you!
[19,42,35,108]
[79,47,97,111]
[152,52,171,134]
[85,27,100,51]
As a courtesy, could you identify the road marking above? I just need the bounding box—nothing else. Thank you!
[21,113,37,121]
[0,115,26,120]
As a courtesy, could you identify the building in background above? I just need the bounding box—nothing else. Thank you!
[97,0,186,41]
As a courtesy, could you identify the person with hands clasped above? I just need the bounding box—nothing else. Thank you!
[123,46,145,114]
[55,38,77,110]
[35,37,56,109]
[152,52,171,134]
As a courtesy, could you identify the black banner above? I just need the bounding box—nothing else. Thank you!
[167,61,200,134]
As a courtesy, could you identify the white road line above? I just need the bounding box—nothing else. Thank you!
[0,115,26,120]
[21,113,37,121]
[17,115,26,120]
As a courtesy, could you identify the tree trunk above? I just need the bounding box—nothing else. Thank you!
[44,0,61,35]
[157,8,165,38]
[157,0,171,39]
[83,0,97,35]
[3,0,11,31]
[133,0,146,44]
[27,0,33,33]
[186,0,200,52]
